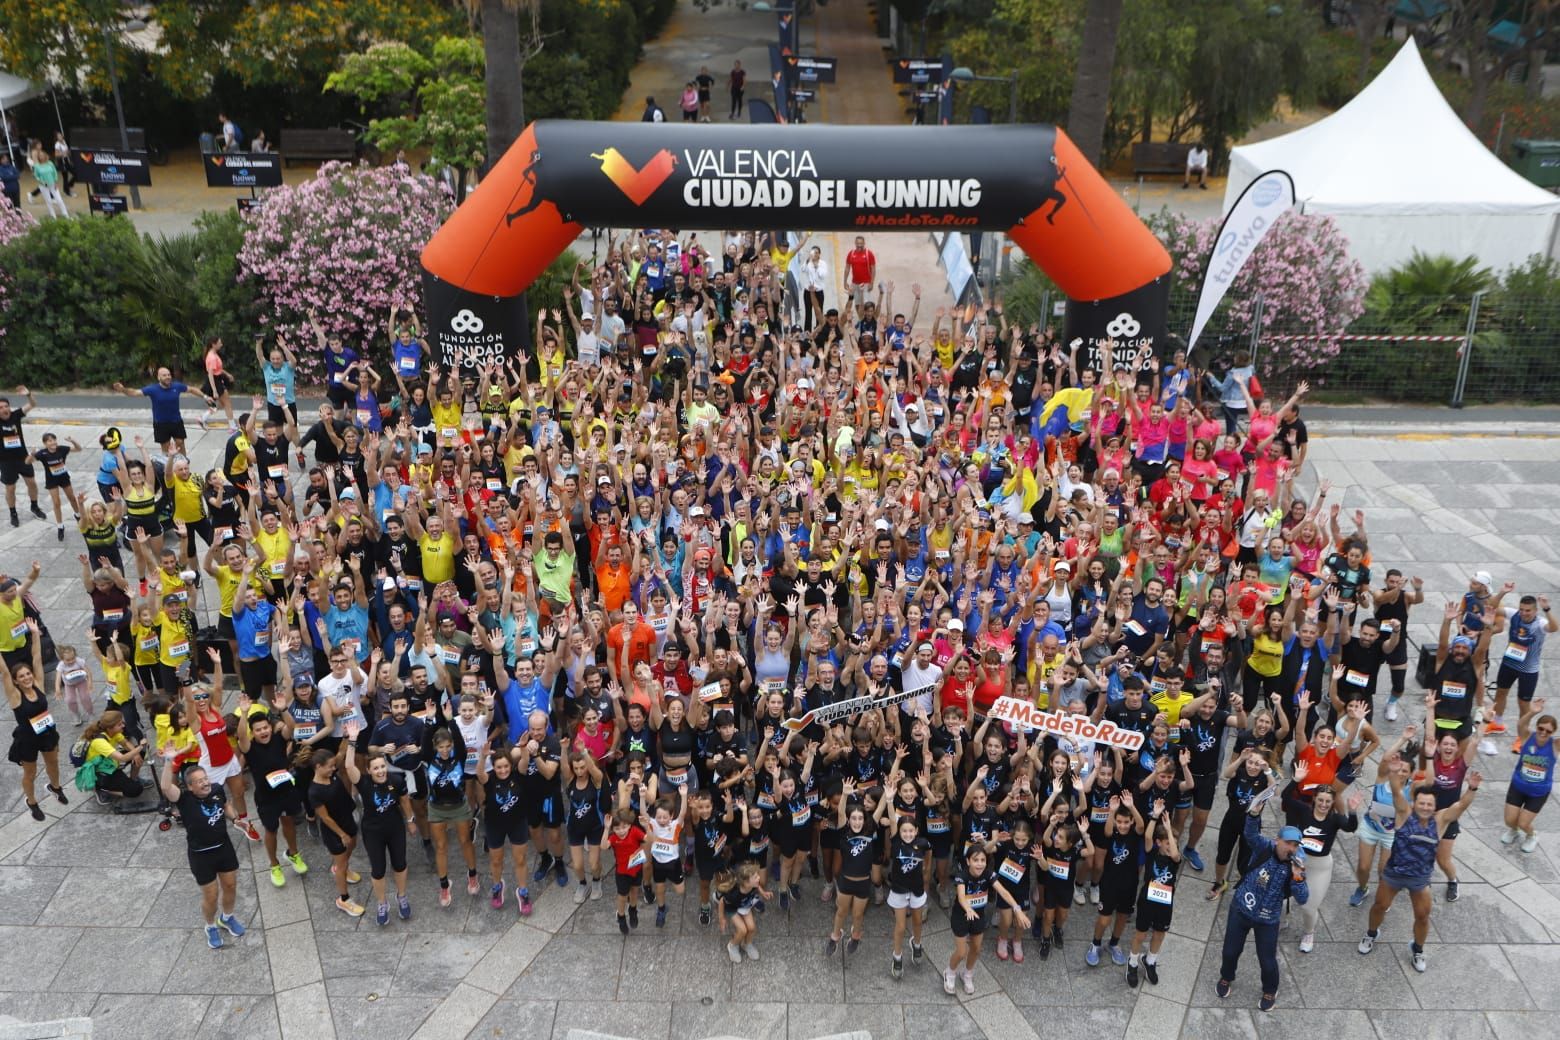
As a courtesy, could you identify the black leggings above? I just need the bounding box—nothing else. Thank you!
[98,767,145,799]
[363,824,408,880]
[1241,666,1281,715]
[1215,809,1254,871]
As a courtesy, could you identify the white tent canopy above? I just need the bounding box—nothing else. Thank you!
[1224,38,1560,274]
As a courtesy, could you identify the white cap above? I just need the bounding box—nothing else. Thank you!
[1472,570,1493,588]
[947,618,964,632]
[796,378,814,390]
[873,518,890,531]
[689,505,704,517]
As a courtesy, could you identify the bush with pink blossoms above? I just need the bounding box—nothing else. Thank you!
[1149,208,1368,378]
[237,161,453,381]
[0,196,37,344]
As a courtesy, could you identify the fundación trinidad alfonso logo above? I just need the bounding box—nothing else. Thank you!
[450,310,485,334]
[591,147,677,206]
[1106,312,1141,339]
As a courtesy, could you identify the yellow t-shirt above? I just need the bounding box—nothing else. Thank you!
[158,568,191,611]
[170,476,205,524]
[154,610,191,668]
[255,528,292,582]
[0,597,25,652]
[88,736,124,762]
[155,713,197,760]
[1151,690,1196,731]
[105,660,133,705]
[431,402,463,446]
[214,564,243,618]
[1248,632,1284,678]
[227,433,252,477]
[419,531,457,585]
[131,621,159,666]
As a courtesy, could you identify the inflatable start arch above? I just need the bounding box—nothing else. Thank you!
[419,120,1171,368]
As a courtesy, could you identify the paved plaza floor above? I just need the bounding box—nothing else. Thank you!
[0,414,1556,1040]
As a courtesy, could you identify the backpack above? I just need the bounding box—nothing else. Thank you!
[69,737,91,769]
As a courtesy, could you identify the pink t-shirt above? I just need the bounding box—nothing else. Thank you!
[205,349,225,377]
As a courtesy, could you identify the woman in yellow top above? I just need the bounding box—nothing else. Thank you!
[94,632,144,742]
[534,312,568,389]
[129,603,161,693]
[166,455,211,573]
[112,441,163,576]
[0,561,41,666]
[1242,606,1287,712]
[77,710,146,801]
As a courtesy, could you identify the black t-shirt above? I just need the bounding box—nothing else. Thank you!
[953,863,995,918]
[519,733,563,792]
[1339,639,1389,702]
[838,819,877,878]
[0,414,27,459]
[1100,827,1143,884]
[357,772,408,829]
[254,435,289,482]
[32,443,69,481]
[695,73,715,95]
[1183,708,1231,775]
[177,786,231,852]
[484,772,525,818]
[1278,417,1308,460]
[1139,848,1180,903]
[959,805,1002,859]
[300,419,351,466]
[888,834,930,894]
[309,774,357,831]
[245,734,296,802]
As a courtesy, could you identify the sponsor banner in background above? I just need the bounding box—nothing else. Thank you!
[422,270,530,374]
[1062,276,1171,371]
[203,152,283,188]
[785,55,838,84]
[71,149,152,187]
[781,680,938,733]
[88,193,130,216]
[987,696,1145,751]
[1188,169,1296,351]
[237,197,264,213]
[894,58,945,84]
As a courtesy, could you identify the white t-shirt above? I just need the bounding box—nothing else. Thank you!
[901,661,943,716]
[1186,147,1209,171]
[318,672,366,736]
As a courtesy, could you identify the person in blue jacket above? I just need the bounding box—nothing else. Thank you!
[1215,795,1309,1012]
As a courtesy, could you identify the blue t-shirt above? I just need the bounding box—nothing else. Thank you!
[391,339,422,379]
[141,382,188,424]
[261,362,296,405]
[325,603,371,661]
[325,347,359,385]
[502,677,550,732]
[233,600,276,662]
[1122,597,1171,656]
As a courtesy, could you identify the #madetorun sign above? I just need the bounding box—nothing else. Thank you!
[203,152,283,189]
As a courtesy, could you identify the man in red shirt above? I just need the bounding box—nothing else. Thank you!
[844,236,876,308]
[606,600,657,685]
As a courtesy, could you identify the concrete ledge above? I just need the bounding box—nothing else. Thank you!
[0,1020,93,1040]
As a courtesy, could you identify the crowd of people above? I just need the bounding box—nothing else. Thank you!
[1,227,1554,1011]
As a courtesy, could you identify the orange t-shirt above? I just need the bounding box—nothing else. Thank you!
[607,621,657,674]
[595,561,631,613]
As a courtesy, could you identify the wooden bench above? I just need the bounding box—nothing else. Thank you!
[279,128,358,166]
[1131,141,1194,176]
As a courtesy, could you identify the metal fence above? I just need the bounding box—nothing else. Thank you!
[1038,292,1560,406]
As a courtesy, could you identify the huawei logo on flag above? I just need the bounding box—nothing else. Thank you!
[590,147,676,206]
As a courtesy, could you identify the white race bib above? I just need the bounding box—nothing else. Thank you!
[1146,880,1173,905]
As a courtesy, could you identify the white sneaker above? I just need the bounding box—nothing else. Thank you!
[961,969,976,995]
[1501,826,1521,845]
[590,878,603,901]
[728,942,743,964]
[1299,933,1315,953]
[1411,948,1427,973]
[1358,932,1376,955]
[573,883,588,904]
[1522,831,1542,853]
[1385,701,1399,722]
[943,969,957,995]
[744,943,760,961]
[1479,739,1498,756]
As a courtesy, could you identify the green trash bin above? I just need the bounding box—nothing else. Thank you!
[1511,139,1560,189]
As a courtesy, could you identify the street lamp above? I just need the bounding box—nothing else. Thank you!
[103,17,146,210]
[949,66,1019,124]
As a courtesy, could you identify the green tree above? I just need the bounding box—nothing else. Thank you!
[1067,0,1125,164]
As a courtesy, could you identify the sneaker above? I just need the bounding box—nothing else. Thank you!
[996,937,1009,960]
[1086,943,1101,967]
[56,527,63,542]
[1144,961,1159,985]
[825,935,839,956]
[27,802,43,821]
[1038,937,1051,960]
[655,904,668,928]
[1446,879,1459,902]
[1110,944,1128,966]
[788,882,801,901]
[698,904,711,926]
[820,883,834,903]
[467,874,480,897]
[910,940,924,965]
[1349,886,1369,907]
[330,864,361,883]
[845,937,860,957]
[1485,718,1508,733]
[1031,915,1044,940]
[943,969,957,995]
[1385,700,1400,722]
[1299,933,1315,953]
[1125,962,1138,987]
[808,853,820,878]
[1259,994,1276,1012]
[491,882,505,909]
[217,913,245,937]
[779,889,791,911]
[727,942,742,963]
[7,509,16,528]
[205,924,223,949]
[961,969,975,995]
[1052,926,1065,950]
[236,818,260,842]
[1073,884,1086,905]
[891,955,904,979]
[553,860,568,887]
[1501,826,1521,845]
[619,915,630,936]
[1522,831,1542,853]
[627,905,638,928]
[519,889,533,917]
[1512,739,1523,754]
[574,882,587,905]
[398,895,411,920]
[335,896,365,918]
[1216,979,1231,999]
[286,851,308,875]
[1185,848,1205,872]
[28,503,45,520]
[1479,738,1498,756]
[1411,947,1427,973]
[376,902,389,926]
[743,943,759,961]
[1358,932,1377,954]
[531,853,554,882]
[270,865,285,888]
[439,885,452,908]
[1011,939,1024,963]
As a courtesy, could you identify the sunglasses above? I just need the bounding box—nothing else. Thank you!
[193,694,211,702]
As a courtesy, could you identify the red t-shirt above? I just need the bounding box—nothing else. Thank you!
[845,248,875,285]
[198,709,235,767]
[608,825,647,875]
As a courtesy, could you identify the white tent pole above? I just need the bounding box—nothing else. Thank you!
[0,92,13,162]
[50,88,65,137]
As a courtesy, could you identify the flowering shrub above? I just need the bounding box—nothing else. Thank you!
[0,196,36,344]
[237,161,453,379]
[1150,208,1367,374]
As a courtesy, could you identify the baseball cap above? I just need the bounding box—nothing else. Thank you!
[339,487,358,500]
[597,474,612,485]
[1472,570,1493,588]
[948,618,964,632]
[1054,560,1072,573]
[689,505,705,518]
[1277,826,1303,843]
[796,377,814,390]
[417,443,433,456]
[1451,635,1475,650]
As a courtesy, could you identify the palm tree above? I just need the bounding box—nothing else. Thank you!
[467,0,543,173]
[1066,0,1125,165]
